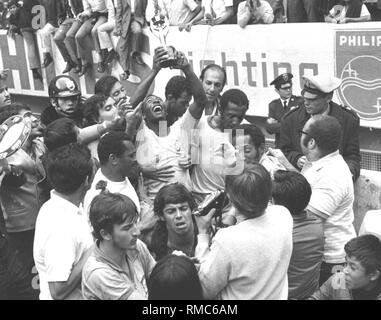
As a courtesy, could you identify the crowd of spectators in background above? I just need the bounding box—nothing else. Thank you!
[0,1,379,78]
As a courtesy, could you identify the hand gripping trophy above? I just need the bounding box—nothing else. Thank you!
[150,14,177,68]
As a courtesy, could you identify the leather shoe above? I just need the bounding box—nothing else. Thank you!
[62,61,76,73]
[78,63,91,77]
[42,54,53,68]
[73,61,82,73]
[97,61,105,73]
[32,69,42,81]
[105,49,118,64]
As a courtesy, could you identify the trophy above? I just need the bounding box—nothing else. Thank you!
[150,15,176,68]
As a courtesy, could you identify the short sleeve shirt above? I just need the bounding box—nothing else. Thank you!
[33,191,93,300]
[301,151,356,264]
[136,109,198,199]
[82,240,156,300]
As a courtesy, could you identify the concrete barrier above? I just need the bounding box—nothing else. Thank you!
[354,169,381,233]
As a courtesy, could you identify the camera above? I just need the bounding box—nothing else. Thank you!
[193,190,226,217]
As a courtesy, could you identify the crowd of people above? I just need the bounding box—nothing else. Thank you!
[0,1,379,78]
[1,0,381,302]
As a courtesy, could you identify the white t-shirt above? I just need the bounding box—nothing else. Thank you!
[83,168,140,216]
[136,109,198,200]
[203,0,233,19]
[191,115,241,195]
[33,191,93,300]
[302,151,356,264]
[329,4,370,20]
[146,0,198,25]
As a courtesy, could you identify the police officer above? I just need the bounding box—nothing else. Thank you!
[265,73,303,148]
[41,75,83,126]
[279,74,361,181]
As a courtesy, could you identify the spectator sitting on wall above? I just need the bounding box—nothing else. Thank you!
[183,0,233,29]
[146,0,201,29]
[325,0,371,23]
[7,0,42,80]
[237,0,274,27]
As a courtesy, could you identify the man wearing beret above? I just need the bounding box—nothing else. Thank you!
[279,74,361,181]
[265,73,303,148]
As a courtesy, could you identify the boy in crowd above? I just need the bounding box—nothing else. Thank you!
[309,234,381,300]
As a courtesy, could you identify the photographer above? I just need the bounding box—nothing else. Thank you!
[237,0,274,27]
[194,164,293,299]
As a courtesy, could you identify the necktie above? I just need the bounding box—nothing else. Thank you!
[283,100,287,110]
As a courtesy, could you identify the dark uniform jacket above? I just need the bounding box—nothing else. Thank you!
[279,101,361,180]
[265,95,303,148]
[41,104,83,127]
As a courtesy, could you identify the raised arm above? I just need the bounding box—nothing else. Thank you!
[128,47,167,108]
[172,52,208,119]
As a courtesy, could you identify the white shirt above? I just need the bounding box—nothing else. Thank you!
[196,205,293,299]
[205,0,233,19]
[33,191,93,300]
[83,168,140,216]
[106,0,116,21]
[82,0,108,15]
[191,115,241,195]
[136,109,198,200]
[302,150,356,263]
[146,0,198,25]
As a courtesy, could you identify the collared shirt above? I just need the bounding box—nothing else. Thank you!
[33,190,93,300]
[83,168,140,216]
[302,151,356,264]
[82,240,156,300]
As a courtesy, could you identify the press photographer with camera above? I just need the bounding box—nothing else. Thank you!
[194,164,293,299]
